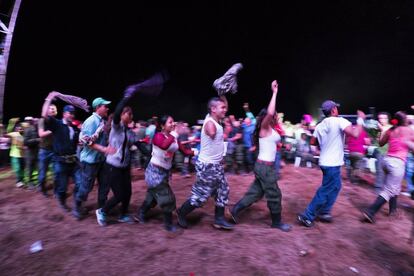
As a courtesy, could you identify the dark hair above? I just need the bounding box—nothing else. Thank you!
[207,97,224,114]
[253,108,268,146]
[121,106,132,115]
[377,111,390,119]
[157,115,172,132]
[390,111,407,129]
[322,109,331,117]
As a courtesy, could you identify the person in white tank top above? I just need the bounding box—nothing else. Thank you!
[177,95,235,230]
[230,80,292,232]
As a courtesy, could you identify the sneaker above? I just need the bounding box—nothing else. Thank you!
[133,211,146,224]
[118,215,133,224]
[95,208,107,226]
[317,214,333,223]
[16,182,24,188]
[361,210,375,224]
[297,214,314,227]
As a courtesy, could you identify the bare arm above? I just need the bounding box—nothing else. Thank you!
[378,129,391,147]
[38,129,52,138]
[204,120,217,140]
[344,124,363,138]
[310,136,319,147]
[343,110,366,138]
[41,92,59,118]
[261,80,278,131]
[38,119,52,138]
[231,132,242,142]
[90,143,116,155]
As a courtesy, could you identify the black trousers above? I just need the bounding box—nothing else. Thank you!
[102,163,131,215]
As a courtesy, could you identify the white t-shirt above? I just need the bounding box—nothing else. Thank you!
[313,117,351,166]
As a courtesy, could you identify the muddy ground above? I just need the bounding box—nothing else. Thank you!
[0,164,414,275]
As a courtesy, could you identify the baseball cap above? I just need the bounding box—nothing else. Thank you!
[63,105,75,113]
[321,100,340,114]
[92,97,111,109]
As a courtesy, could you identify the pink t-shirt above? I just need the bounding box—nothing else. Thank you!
[387,126,413,162]
[346,128,367,154]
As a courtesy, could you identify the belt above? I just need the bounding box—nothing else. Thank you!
[58,154,78,163]
[256,159,274,166]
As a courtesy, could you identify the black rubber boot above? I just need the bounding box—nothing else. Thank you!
[58,196,71,212]
[213,206,234,230]
[230,201,248,224]
[177,199,196,228]
[362,196,386,223]
[271,213,292,232]
[134,200,154,224]
[389,196,397,216]
[163,212,178,232]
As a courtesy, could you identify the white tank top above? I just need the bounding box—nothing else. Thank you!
[150,136,179,170]
[198,114,224,164]
[257,129,280,162]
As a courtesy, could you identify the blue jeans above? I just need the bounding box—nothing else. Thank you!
[54,160,81,199]
[244,147,255,172]
[38,149,55,186]
[303,166,342,221]
[76,161,108,208]
[406,154,414,193]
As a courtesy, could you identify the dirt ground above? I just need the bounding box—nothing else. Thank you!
[1,164,414,276]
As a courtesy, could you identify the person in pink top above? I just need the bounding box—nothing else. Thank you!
[346,126,370,183]
[362,111,414,223]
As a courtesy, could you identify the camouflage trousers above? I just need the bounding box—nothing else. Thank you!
[190,160,229,208]
[143,163,176,213]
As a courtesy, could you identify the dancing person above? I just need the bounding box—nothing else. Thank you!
[373,112,392,193]
[41,92,83,212]
[23,117,40,189]
[242,103,256,174]
[95,72,167,226]
[134,115,193,232]
[297,100,366,227]
[362,111,414,223]
[230,80,292,232]
[345,125,370,184]
[73,97,112,219]
[177,96,234,230]
[6,118,25,188]
[37,104,57,196]
[95,97,137,226]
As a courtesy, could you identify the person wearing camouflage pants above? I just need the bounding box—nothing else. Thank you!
[177,96,234,230]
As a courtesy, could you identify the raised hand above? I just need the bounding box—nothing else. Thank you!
[271,80,278,94]
[357,110,366,120]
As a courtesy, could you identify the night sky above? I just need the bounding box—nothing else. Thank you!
[3,1,414,124]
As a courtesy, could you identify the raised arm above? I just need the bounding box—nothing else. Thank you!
[261,80,278,130]
[42,92,62,118]
[113,97,130,125]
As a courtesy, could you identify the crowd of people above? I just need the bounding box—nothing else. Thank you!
[1,64,414,233]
